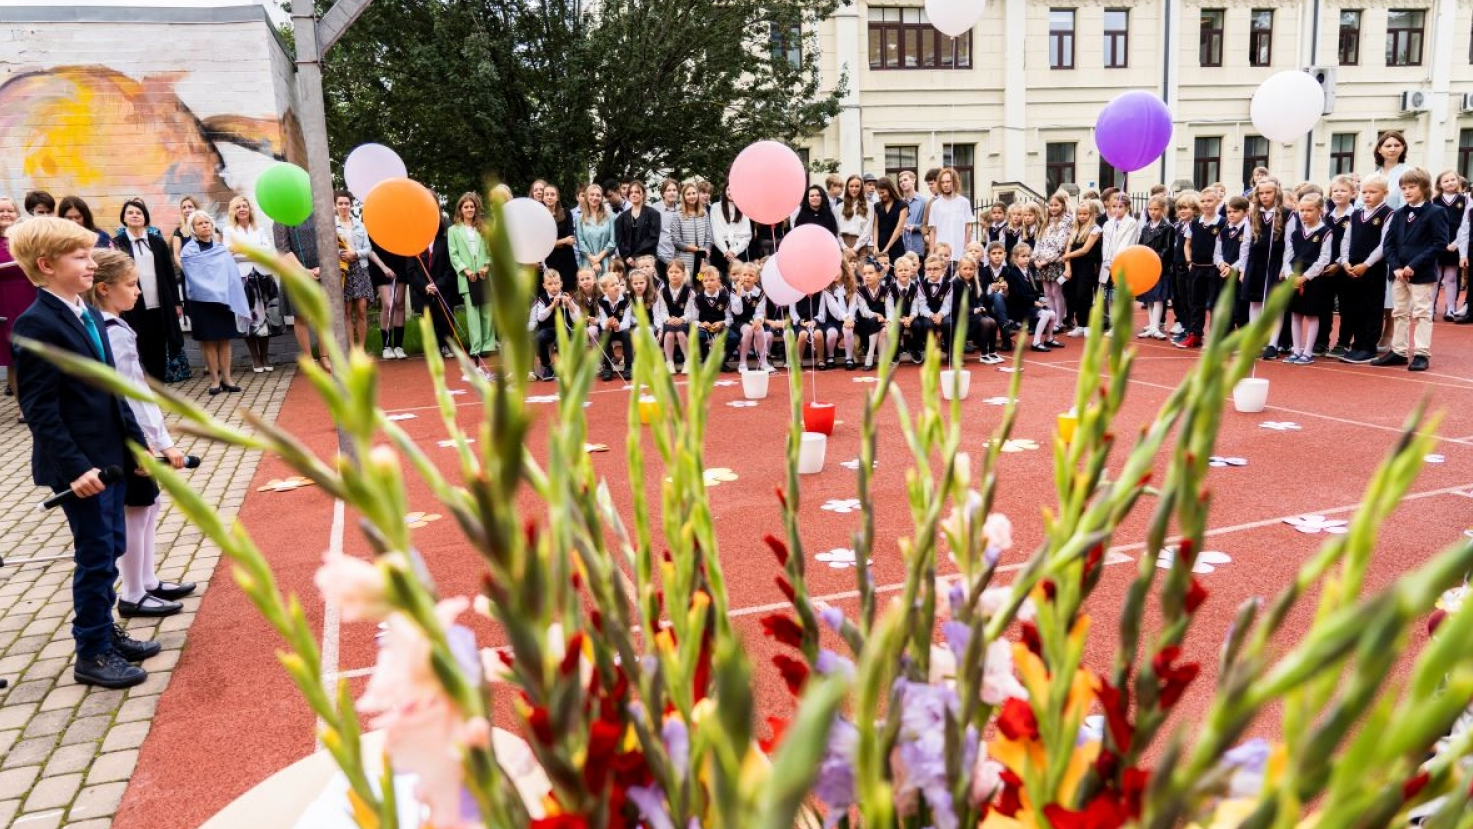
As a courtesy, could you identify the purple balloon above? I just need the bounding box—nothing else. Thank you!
[1094,91,1173,174]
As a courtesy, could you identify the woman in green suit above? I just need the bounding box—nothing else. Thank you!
[449,192,496,356]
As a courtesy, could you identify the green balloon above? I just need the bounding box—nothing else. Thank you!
[254,163,313,226]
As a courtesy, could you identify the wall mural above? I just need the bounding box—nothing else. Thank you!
[0,65,305,235]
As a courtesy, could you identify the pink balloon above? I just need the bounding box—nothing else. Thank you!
[761,257,804,306]
[729,141,807,225]
[776,225,842,295]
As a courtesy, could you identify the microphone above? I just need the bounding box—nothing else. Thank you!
[157,454,203,469]
[40,466,124,510]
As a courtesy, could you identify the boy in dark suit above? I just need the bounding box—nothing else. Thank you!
[9,218,162,688]
[1373,167,1450,372]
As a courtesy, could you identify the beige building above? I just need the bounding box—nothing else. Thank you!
[800,0,1473,199]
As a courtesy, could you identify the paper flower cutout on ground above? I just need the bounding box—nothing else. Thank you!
[669,468,740,487]
[257,476,316,493]
[982,396,1016,406]
[713,379,738,387]
[1260,421,1302,431]
[839,458,879,470]
[386,413,417,421]
[584,443,610,453]
[405,511,444,529]
[1208,456,1248,468]
[1425,454,1446,464]
[437,438,474,448]
[998,366,1021,373]
[853,376,879,384]
[815,548,871,569]
[821,498,863,514]
[726,400,759,408]
[447,389,468,396]
[1284,515,1349,535]
[1156,548,1233,573]
[988,438,1039,453]
[526,394,560,404]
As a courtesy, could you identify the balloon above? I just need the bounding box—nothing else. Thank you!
[775,225,843,295]
[1094,91,1173,173]
[1250,71,1325,143]
[362,177,439,256]
[728,141,806,225]
[254,162,312,227]
[1112,245,1162,296]
[501,197,557,265]
[344,144,408,201]
[761,257,804,306]
[925,0,986,38]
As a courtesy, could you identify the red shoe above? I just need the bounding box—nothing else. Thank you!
[1173,333,1201,349]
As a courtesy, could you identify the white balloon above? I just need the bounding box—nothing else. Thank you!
[502,198,557,265]
[925,0,986,38]
[761,258,804,306]
[343,144,408,201]
[1250,71,1325,144]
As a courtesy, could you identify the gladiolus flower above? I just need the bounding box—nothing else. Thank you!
[1185,577,1208,614]
[1151,647,1200,709]
[764,534,790,565]
[759,613,805,648]
[772,653,809,696]
[983,513,1013,553]
[997,697,1039,741]
[314,550,395,622]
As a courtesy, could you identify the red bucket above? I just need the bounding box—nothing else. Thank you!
[803,401,836,435]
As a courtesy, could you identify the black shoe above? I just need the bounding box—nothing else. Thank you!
[1001,338,1015,352]
[223,383,242,393]
[1006,322,1022,334]
[1261,346,1278,361]
[1370,352,1409,367]
[1327,345,1348,358]
[74,652,147,689]
[1340,350,1375,364]
[148,580,196,601]
[1409,355,1429,372]
[1455,315,1473,325]
[1029,343,1051,352]
[1312,346,1327,357]
[1444,313,1455,322]
[117,594,182,618]
[844,359,856,371]
[816,361,830,371]
[113,625,161,662]
[599,368,614,381]
[207,386,223,396]
[1044,340,1065,349]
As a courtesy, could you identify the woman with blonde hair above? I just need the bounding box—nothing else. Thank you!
[575,183,617,277]
[449,192,495,357]
[670,182,711,274]
[837,174,873,258]
[1032,193,1074,330]
[222,195,281,372]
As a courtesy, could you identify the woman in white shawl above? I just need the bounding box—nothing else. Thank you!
[180,211,251,394]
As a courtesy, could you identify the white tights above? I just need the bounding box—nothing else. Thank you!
[121,502,162,603]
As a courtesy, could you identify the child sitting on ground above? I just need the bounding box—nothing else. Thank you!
[528,268,576,381]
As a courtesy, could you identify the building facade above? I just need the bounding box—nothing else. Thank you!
[801,0,1473,199]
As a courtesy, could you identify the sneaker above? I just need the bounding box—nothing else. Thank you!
[1409,355,1429,372]
[763,362,778,374]
[1370,352,1409,367]
[1261,346,1278,361]
[1170,322,1184,335]
[666,360,677,374]
[599,368,614,381]
[1136,327,1154,339]
[1149,330,1168,340]
[1327,345,1348,358]
[1067,327,1088,338]
[1174,334,1201,349]
[74,652,146,689]
[1311,347,1327,357]
[382,348,393,360]
[394,347,408,360]
[680,362,691,376]
[1340,350,1375,364]
[113,624,161,662]
[1172,331,1188,343]
[1299,354,1315,365]
[441,347,452,358]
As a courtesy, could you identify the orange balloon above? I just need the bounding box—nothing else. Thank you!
[362,177,440,256]
[1112,244,1162,296]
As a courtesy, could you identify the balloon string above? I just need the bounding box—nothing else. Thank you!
[415,255,484,372]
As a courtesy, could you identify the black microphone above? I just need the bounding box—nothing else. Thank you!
[40,465,124,510]
[156,454,202,469]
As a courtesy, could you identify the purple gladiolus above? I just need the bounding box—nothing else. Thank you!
[819,605,845,633]
[815,718,859,828]
[627,785,675,829]
[663,717,690,778]
[816,649,856,679]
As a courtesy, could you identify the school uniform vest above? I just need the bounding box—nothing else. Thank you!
[793,294,824,322]
[1346,205,1392,271]
[661,284,692,318]
[1171,222,1190,271]
[599,296,630,325]
[919,278,950,314]
[986,223,1007,245]
[1327,210,1352,264]
[892,281,919,317]
[1246,209,1288,280]
[1286,224,1329,275]
[1188,216,1223,266]
[952,277,985,318]
[858,283,889,317]
[1219,222,1246,268]
[695,289,731,324]
[1436,194,1468,266]
[733,288,763,325]
[535,292,573,331]
[1002,228,1024,259]
[574,292,600,319]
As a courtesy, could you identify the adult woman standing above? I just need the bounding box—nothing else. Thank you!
[1371,131,1411,210]
[170,195,205,271]
[57,196,114,249]
[449,192,495,357]
[709,182,752,283]
[575,183,617,277]
[836,175,873,258]
[793,185,839,237]
[333,192,374,351]
[543,185,579,292]
[179,211,250,394]
[669,183,710,275]
[655,178,682,282]
[614,181,662,272]
[114,198,185,382]
[872,177,908,262]
[0,196,30,407]
[222,196,282,372]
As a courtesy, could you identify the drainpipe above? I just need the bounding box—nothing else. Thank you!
[1305,0,1319,181]
[1160,0,1172,186]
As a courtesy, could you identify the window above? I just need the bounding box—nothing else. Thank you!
[1193,137,1222,189]
[1338,10,1360,65]
[1045,143,1076,195]
[943,143,975,197]
[1049,9,1075,69]
[1459,130,1473,183]
[1098,158,1126,191]
[1199,9,1224,67]
[1330,133,1357,175]
[770,22,802,68]
[1249,10,1273,66]
[885,146,919,182]
[1386,9,1424,67]
[1104,9,1129,68]
[868,7,973,70]
[1241,136,1269,191]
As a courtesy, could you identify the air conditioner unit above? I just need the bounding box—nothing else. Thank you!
[1462,93,1473,113]
[1304,66,1336,114]
[1400,89,1431,113]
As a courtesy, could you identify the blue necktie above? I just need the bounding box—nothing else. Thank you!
[80,311,105,360]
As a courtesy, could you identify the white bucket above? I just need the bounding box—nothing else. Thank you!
[939,369,972,401]
[798,432,828,475]
[1233,377,1270,413]
[741,369,769,399]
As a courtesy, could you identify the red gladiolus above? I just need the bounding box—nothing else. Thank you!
[998,697,1040,741]
[1403,771,1431,802]
[1083,544,1104,582]
[765,534,790,566]
[772,653,809,696]
[1041,579,1058,602]
[530,816,588,829]
[559,632,584,676]
[1020,622,1043,657]
[1095,679,1134,753]
[584,719,622,790]
[1151,646,1200,709]
[1185,577,1208,614]
[760,613,805,649]
[496,649,515,668]
[775,575,797,603]
[996,769,1025,817]
[571,569,582,590]
[590,610,604,632]
[775,486,788,509]
[1122,767,1149,817]
[1044,796,1129,829]
[693,624,715,702]
[525,701,555,745]
[759,715,789,753]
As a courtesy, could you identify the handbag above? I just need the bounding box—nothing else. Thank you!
[164,338,193,383]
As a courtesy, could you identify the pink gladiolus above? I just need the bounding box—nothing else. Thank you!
[970,746,1005,808]
[983,513,1013,553]
[980,639,1028,705]
[313,551,394,623]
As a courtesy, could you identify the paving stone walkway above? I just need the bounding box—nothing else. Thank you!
[0,366,293,829]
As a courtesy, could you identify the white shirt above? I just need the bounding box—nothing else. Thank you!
[834,204,874,250]
[101,311,173,450]
[44,289,88,320]
[927,194,974,260]
[124,231,161,309]
[223,223,275,278]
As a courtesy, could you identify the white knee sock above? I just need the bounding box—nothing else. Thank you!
[121,502,161,603]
